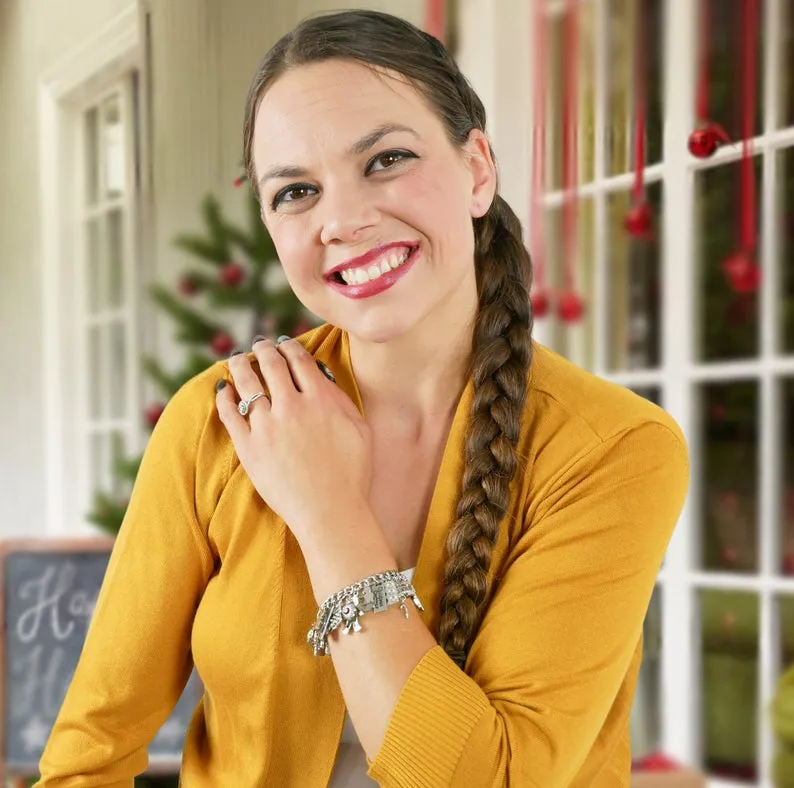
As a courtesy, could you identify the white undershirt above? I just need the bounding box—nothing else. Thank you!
[327,566,417,787]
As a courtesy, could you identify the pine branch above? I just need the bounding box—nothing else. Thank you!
[141,354,185,398]
[149,283,224,342]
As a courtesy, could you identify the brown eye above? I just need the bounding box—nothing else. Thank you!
[271,183,316,210]
[366,149,416,174]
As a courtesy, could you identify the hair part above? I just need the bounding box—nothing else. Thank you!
[243,9,534,670]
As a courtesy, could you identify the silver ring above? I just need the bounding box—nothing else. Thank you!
[238,391,267,416]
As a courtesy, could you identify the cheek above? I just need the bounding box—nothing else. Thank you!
[268,218,317,278]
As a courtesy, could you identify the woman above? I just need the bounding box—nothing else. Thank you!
[36,10,689,788]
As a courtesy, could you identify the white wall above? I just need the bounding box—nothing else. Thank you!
[0,0,139,539]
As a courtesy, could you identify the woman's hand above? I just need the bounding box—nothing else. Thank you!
[215,336,374,540]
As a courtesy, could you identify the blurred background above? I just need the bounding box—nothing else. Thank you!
[0,0,792,786]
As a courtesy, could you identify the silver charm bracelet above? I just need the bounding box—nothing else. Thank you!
[307,570,424,656]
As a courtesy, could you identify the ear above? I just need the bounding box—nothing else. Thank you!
[462,129,498,219]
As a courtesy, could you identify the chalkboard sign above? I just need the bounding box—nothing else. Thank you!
[0,538,203,781]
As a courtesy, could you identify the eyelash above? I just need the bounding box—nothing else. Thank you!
[270,149,417,210]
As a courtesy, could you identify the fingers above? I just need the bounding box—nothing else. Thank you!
[214,378,253,445]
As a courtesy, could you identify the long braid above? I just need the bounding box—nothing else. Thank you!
[437,194,534,669]
[240,9,536,670]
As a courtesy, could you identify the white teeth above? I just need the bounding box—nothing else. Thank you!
[339,249,412,285]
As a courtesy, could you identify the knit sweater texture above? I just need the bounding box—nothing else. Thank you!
[35,323,689,787]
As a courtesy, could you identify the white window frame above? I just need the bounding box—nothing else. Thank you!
[39,5,145,539]
[462,0,794,785]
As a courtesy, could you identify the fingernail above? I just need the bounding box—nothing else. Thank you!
[229,350,243,357]
[252,335,267,345]
[215,379,227,392]
[316,360,336,382]
[276,335,291,345]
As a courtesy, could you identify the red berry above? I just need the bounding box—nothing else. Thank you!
[557,291,585,323]
[219,263,245,287]
[211,332,235,356]
[145,402,166,428]
[178,276,199,296]
[624,202,653,239]
[233,175,246,187]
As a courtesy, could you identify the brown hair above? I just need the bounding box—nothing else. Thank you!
[242,10,533,669]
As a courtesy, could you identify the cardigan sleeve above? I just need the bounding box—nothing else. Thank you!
[367,418,689,788]
[34,370,224,787]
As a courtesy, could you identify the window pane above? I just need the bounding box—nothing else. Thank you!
[605,0,632,176]
[90,432,106,492]
[781,2,794,129]
[85,217,103,314]
[781,378,794,575]
[631,585,662,757]
[606,181,662,372]
[700,381,759,573]
[109,321,126,419]
[102,95,125,199]
[778,146,794,354]
[109,430,126,497]
[87,326,104,420]
[631,386,661,406]
[706,0,765,141]
[605,0,663,176]
[696,159,763,362]
[107,209,124,308]
[700,589,759,782]
[84,107,100,206]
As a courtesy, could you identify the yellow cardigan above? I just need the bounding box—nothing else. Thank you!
[35,324,689,787]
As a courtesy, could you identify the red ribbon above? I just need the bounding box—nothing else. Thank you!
[632,0,646,203]
[695,0,711,125]
[740,0,759,254]
[425,0,447,43]
[530,0,548,294]
[561,0,579,293]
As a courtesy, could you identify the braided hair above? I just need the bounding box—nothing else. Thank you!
[242,10,534,670]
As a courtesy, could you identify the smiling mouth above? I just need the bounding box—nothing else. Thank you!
[330,246,417,286]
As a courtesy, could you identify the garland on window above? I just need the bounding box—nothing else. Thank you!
[557,0,585,323]
[625,0,653,240]
[721,0,761,295]
[529,0,551,318]
[688,0,730,159]
[425,0,447,43]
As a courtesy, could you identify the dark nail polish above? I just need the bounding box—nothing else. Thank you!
[215,379,227,392]
[229,350,243,357]
[276,335,291,345]
[252,335,267,345]
[316,360,335,382]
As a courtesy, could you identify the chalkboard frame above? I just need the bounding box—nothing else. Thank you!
[0,537,205,783]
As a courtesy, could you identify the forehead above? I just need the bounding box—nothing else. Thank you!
[252,60,437,163]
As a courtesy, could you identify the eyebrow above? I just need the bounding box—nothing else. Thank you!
[257,122,419,190]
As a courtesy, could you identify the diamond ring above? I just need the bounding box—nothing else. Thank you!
[237,391,268,416]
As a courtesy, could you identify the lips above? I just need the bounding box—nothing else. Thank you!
[324,241,419,281]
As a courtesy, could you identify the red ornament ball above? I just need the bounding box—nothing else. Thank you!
[783,553,794,575]
[557,291,585,323]
[688,123,730,159]
[178,276,199,296]
[145,402,166,428]
[233,175,246,188]
[624,202,653,239]
[211,332,235,356]
[721,251,761,294]
[530,289,551,318]
[721,546,738,565]
[219,262,245,287]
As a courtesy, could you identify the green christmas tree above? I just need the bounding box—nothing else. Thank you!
[87,180,315,535]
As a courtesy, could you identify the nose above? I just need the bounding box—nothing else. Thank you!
[318,181,380,246]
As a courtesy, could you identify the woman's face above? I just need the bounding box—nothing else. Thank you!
[251,59,496,344]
